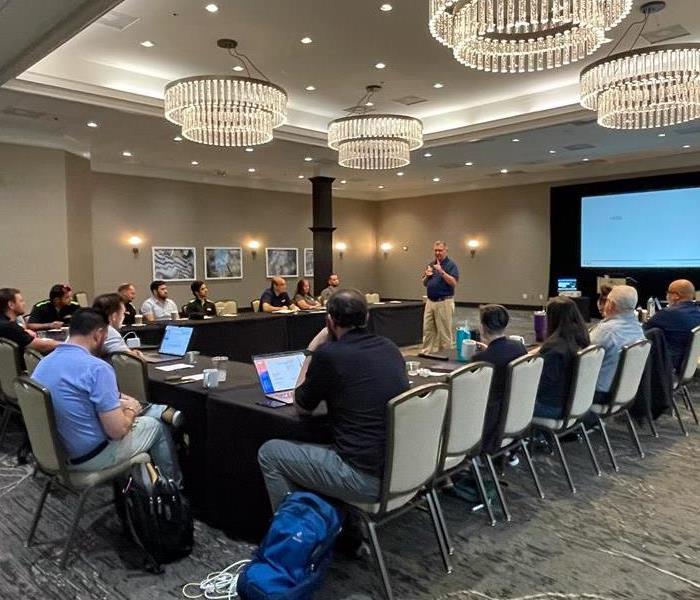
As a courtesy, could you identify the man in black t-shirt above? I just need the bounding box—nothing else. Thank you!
[117,283,138,326]
[258,289,409,510]
[182,280,217,318]
[0,288,59,359]
[27,283,80,330]
[258,277,297,313]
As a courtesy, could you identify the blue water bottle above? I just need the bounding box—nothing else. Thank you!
[456,321,471,362]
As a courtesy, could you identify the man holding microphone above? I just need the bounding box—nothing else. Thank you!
[421,240,459,354]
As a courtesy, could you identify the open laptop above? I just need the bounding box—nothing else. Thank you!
[252,351,307,404]
[142,325,194,363]
[557,278,578,293]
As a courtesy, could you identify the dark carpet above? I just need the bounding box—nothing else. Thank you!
[0,309,698,599]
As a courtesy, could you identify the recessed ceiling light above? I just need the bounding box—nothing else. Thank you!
[511,138,520,143]
[301,36,313,44]
[248,168,256,173]
[305,85,316,91]
[140,40,155,48]
[340,180,347,184]
[122,151,132,157]
[582,158,590,162]
[205,4,219,13]
[433,83,444,89]
[397,172,404,176]
[464,161,473,166]
[86,121,98,128]
[191,160,199,165]
[378,185,385,189]
[374,62,386,69]
[304,156,313,162]
[658,132,666,137]
[233,65,244,72]
[432,177,441,182]
[173,136,183,142]
[380,3,393,11]
[245,147,254,152]
[500,168,509,174]
[365,101,374,107]
[297,175,305,179]
[682,144,691,149]
[424,152,432,158]
[548,150,557,154]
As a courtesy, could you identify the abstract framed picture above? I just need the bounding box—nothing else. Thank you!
[265,247,299,278]
[205,247,243,280]
[152,247,196,282]
[304,248,314,277]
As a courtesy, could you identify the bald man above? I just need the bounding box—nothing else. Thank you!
[644,279,700,371]
[259,277,297,313]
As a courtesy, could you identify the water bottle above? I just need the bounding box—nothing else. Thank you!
[456,321,471,362]
[646,297,655,319]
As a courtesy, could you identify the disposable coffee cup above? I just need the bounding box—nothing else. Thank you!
[462,339,477,361]
[202,369,219,389]
[211,356,228,382]
[134,314,144,325]
[171,311,179,321]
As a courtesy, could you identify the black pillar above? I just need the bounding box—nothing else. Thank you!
[309,176,335,295]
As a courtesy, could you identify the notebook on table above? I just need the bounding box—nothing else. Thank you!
[252,351,307,404]
[142,325,194,363]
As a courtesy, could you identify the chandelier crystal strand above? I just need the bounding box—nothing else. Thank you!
[429,0,633,73]
[580,44,700,129]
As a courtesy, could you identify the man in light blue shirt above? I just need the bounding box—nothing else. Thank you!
[590,285,644,398]
[33,309,181,483]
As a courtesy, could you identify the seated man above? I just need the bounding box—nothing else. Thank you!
[258,289,409,511]
[32,309,181,483]
[182,281,217,318]
[0,287,59,358]
[319,273,340,305]
[259,277,296,313]
[117,282,138,326]
[141,280,179,322]
[644,279,700,372]
[27,283,80,331]
[471,304,527,453]
[590,285,644,403]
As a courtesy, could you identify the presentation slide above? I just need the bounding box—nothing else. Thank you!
[581,187,700,268]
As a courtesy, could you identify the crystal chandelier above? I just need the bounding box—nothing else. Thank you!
[580,2,700,129]
[328,86,423,170]
[429,0,633,73]
[164,39,287,147]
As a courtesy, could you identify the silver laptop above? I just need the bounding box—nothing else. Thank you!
[252,351,307,403]
[143,325,194,363]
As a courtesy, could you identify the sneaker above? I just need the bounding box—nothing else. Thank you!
[161,407,184,429]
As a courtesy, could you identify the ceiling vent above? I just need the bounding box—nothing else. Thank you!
[98,11,140,31]
[642,25,689,44]
[392,96,428,106]
[564,143,596,151]
[1,106,48,119]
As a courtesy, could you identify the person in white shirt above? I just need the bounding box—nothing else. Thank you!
[141,280,179,322]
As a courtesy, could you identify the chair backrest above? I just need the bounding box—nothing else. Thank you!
[499,354,543,442]
[609,339,651,408]
[679,325,700,384]
[74,291,89,307]
[379,383,449,514]
[251,299,261,312]
[565,345,605,420]
[221,300,238,315]
[440,362,493,473]
[110,351,150,404]
[23,347,44,376]
[0,337,21,401]
[365,293,380,304]
[14,376,70,479]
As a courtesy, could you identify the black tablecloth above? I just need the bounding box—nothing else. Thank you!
[367,302,424,346]
[206,385,331,541]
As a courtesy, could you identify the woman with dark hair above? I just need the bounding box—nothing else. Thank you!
[597,284,612,318]
[293,278,321,310]
[534,296,590,419]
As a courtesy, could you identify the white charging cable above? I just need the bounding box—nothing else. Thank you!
[182,560,251,600]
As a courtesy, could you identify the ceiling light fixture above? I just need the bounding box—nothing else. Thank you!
[248,167,256,172]
[205,3,219,13]
[549,150,557,154]
[140,40,155,48]
[580,2,700,130]
[245,147,254,152]
[374,62,386,69]
[86,121,98,128]
[298,175,305,179]
[232,65,244,72]
[682,144,691,149]
[433,83,444,89]
[173,136,183,142]
[380,3,393,12]
[164,39,287,147]
[191,160,199,165]
[378,185,385,189]
[424,152,432,158]
[304,156,313,162]
[328,84,423,170]
[464,161,473,166]
[397,171,404,176]
[582,157,590,162]
[500,168,508,174]
[122,151,132,157]
[430,0,632,73]
[301,37,313,44]
[305,85,316,91]
[432,177,441,182]
[340,180,347,184]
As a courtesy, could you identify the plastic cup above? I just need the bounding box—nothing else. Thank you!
[186,351,200,364]
[134,314,144,325]
[202,369,219,389]
[405,361,420,376]
[211,356,228,382]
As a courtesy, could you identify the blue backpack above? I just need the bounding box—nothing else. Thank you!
[237,492,343,600]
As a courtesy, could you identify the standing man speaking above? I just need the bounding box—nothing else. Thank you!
[421,240,459,354]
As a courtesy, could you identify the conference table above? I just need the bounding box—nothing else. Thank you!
[125,300,424,362]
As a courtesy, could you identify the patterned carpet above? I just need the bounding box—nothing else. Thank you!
[0,309,699,599]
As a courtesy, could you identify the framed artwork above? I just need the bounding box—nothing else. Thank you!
[265,247,299,278]
[152,247,196,282]
[304,248,314,277]
[205,247,243,280]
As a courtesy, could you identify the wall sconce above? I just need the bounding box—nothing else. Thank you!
[248,240,260,258]
[335,242,347,259]
[467,239,480,259]
[380,242,393,257]
[128,235,143,257]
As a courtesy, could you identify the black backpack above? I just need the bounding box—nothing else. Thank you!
[115,462,194,572]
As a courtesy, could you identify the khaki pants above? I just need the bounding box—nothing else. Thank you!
[421,298,455,353]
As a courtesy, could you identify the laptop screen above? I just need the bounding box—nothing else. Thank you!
[253,352,307,394]
[159,326,193,356]
[557,278,578,292]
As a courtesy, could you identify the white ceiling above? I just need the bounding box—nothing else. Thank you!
[1,0,699,199]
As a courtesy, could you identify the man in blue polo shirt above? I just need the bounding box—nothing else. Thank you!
[32,309,181,483]
[421,240,459,354]
[644,279,700,372]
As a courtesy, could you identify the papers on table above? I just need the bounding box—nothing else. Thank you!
[222,313,238,317]
[181,373,205,382]
[389,300,402,304]
[155,363,196,372]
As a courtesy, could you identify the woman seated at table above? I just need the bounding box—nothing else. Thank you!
[533,296,590,419]
[293,279,321,310]
[597,284,612,319]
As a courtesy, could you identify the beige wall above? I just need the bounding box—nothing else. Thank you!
[376,184,551,306]
[65,153,94,298]
[0,143,69,304]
